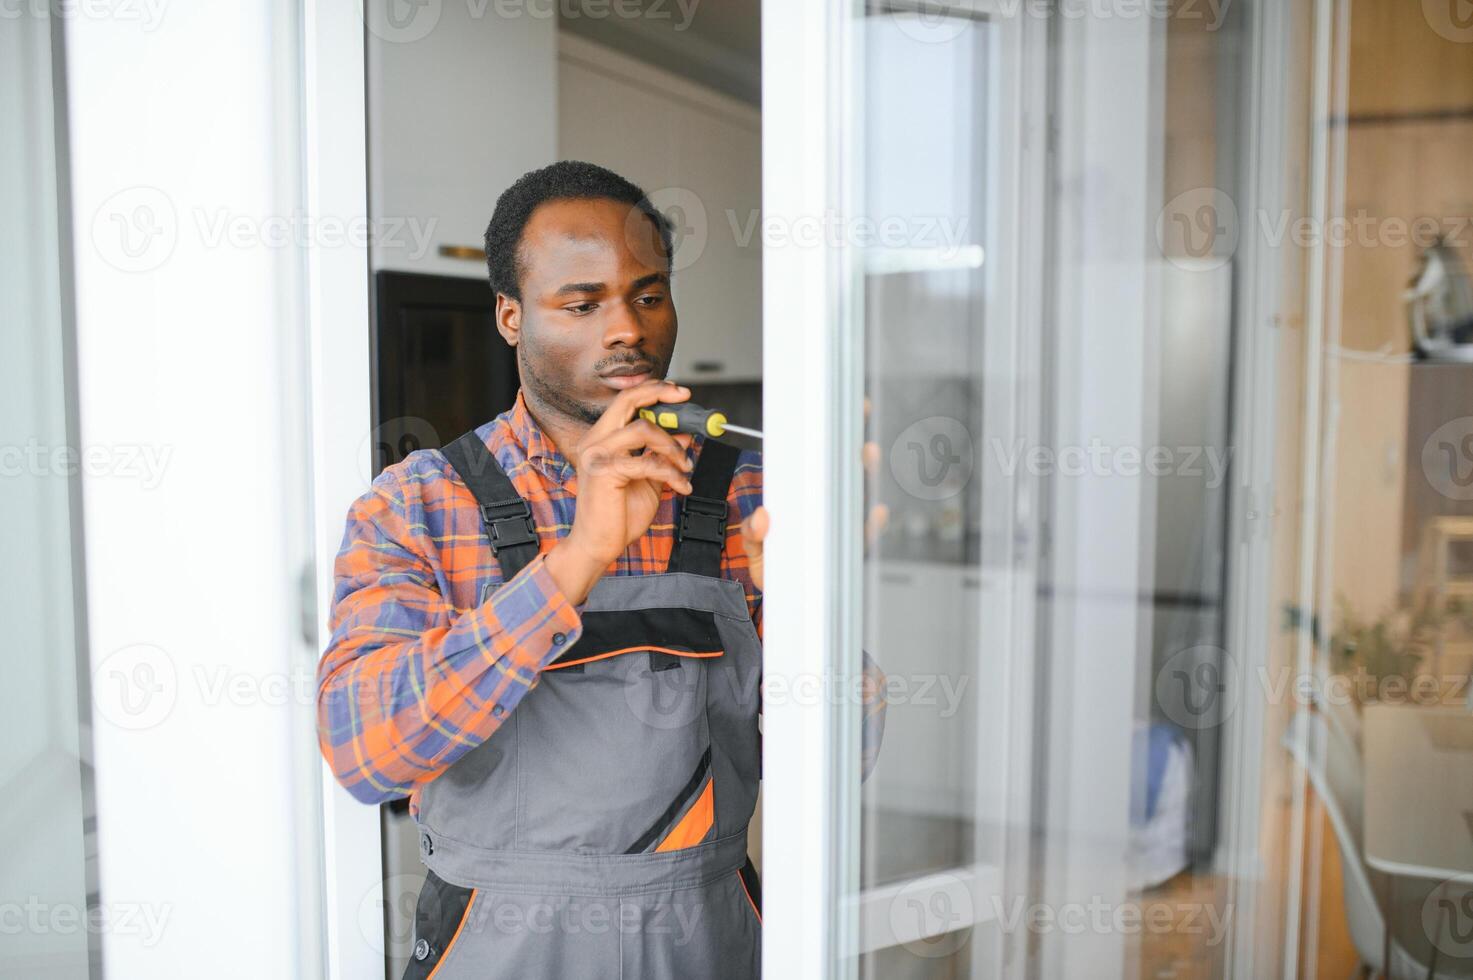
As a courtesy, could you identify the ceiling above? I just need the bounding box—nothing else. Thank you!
[557,0,762,105]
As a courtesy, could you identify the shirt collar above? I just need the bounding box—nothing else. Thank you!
[506,389,577,486]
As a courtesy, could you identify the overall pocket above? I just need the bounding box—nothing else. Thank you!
[514,607,725,854]
[403,869,476,980]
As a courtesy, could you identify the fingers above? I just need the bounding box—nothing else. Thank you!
[587,378,691,440]
[606,453,694,494]
[740,506,770,545]
[865,503,889,547]
[596,418,692,473]
[740,506,767,591]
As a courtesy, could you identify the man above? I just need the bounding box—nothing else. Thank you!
[317,161,884,979]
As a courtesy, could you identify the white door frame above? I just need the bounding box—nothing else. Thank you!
[303,4,381,978]
[1032,7,1167,977]
[758,0,852,975]
[1214,0,1334,977]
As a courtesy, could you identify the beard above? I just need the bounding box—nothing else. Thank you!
[519,345,607,427]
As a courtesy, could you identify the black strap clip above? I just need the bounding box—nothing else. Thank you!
[481,499,538,553]
[678,495,729,546]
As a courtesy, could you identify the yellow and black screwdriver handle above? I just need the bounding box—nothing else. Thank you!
[638,401,731,438]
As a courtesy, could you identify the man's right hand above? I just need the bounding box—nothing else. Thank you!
[544,379,695,605]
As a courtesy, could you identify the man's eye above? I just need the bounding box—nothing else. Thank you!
[566,303,597,314]
[636,294,665,306]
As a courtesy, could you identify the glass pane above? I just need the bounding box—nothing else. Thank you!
[1306,0,1473,975]
[0,10,98,978]
[845,6,1007,976]
[830,0,1376,977]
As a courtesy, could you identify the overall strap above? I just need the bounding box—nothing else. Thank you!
[667,438,742,578]
[441,430,540,580]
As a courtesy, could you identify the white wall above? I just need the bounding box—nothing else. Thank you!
[558,35,763,381]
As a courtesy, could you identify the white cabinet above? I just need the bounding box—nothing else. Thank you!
[865,561,984,819]
[558,35,762,381]
[366,0,557,278]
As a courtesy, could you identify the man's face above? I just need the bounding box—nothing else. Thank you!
[496,196,676,426]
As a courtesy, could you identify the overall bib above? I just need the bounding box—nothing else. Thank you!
[404,430,764,979]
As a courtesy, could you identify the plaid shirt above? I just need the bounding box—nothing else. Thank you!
[317,390,886,811]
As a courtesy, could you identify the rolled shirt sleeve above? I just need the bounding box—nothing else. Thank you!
[316,481,581,805]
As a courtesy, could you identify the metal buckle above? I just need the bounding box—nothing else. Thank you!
[481,500,537,553]
[678,496,728,545]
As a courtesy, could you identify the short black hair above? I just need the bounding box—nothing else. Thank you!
[483,160,674,302]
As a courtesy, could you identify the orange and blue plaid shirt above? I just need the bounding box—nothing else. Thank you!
[317,390,885,810]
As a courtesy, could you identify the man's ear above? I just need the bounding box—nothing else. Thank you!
[494,293,521,347]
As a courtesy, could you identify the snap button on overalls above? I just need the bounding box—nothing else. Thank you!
[404,430,763,979]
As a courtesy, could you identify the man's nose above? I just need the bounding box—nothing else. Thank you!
[601,299,645,348]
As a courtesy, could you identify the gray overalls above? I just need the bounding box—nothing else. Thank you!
[404,429,763,979]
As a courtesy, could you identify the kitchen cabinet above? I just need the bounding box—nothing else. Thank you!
[865,560,985,820]
[366,0,557,278]
[558,35,762,381]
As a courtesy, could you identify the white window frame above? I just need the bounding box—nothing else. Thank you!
[760,1,1048,976]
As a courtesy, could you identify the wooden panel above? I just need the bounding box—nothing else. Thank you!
[1348,0,1473,118]
[1339,119,1473,353]
[1329,1,1473,616]
[1329,359,1410,614]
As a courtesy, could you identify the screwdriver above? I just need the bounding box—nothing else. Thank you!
[638,401,764,440]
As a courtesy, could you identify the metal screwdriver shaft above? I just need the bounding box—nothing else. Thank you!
[717,422,764,440]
